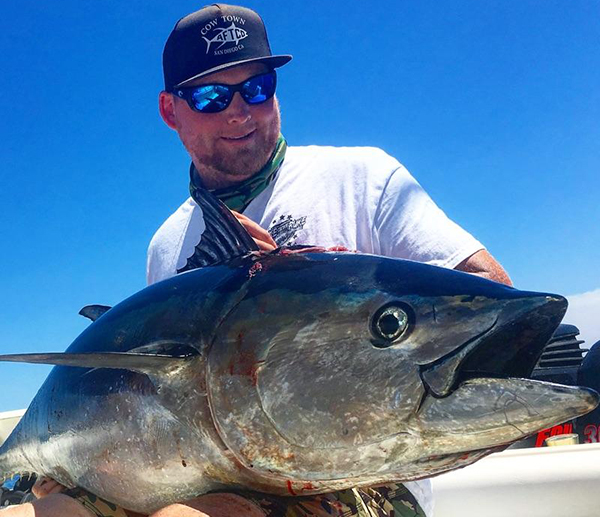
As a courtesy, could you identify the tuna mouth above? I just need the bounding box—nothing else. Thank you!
[420,294,568,398]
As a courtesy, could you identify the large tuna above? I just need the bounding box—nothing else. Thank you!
[0,191,597,513]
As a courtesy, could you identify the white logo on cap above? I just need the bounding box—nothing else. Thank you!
[203,22,248,54]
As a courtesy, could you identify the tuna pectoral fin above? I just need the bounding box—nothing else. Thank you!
[0,352,193,376]
[418,378,599,449]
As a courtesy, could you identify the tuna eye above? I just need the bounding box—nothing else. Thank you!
[371,304,410,345]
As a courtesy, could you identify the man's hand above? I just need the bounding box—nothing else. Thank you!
[232,212,277,252]
[31,477,66,498]
[455,250,513,286]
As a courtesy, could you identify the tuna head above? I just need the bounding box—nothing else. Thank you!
[207,251,598,492]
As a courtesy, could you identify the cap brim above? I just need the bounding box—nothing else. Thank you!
[174,55,292,89]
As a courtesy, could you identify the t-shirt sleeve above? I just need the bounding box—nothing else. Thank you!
[146,231,177,286]
[373,166,484,269]
[146,198,205,285]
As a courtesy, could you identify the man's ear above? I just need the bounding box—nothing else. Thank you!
[159,91,178,130]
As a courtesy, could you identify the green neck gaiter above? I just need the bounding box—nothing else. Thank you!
[189,134,287,212]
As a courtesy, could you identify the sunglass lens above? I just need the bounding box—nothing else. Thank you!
[191,85,232,113]
[242,73,276,104]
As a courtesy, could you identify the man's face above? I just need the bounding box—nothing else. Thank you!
[164,63,281,189]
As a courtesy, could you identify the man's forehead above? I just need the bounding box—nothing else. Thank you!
[188,63,270,87]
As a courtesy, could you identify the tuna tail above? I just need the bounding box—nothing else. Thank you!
[0,351,195,377]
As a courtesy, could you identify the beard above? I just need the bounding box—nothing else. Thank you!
[209,125,279,177]
[189,104,281,189]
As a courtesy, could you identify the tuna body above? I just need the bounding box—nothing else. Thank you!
[0,251,597,513]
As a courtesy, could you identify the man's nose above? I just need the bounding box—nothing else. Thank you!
[226,93,251,124]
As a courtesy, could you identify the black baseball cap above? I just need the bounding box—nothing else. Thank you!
[163,4,292,92]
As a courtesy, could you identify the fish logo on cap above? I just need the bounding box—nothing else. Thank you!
[203,22,248,54]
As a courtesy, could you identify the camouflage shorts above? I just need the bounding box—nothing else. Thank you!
[239,483,427,517]
[63,487,130,517]
[63,483,426,517]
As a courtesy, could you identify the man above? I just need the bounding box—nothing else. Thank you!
[148,5,510,287]
[1,4,510,517]
[146,3,510,517]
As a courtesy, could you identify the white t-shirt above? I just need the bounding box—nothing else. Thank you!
[147,145,484,516]
[147,145,483,285]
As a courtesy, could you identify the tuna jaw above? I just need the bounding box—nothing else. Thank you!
[416,377,599,452]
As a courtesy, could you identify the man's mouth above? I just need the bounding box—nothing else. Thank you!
[222,129,256,142]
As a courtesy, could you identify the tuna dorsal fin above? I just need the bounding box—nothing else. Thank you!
[79,304,112,322]
[0,351,195,376]
[178,187,260,272]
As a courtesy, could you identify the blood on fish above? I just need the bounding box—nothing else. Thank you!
[226,332,264,385]
[248,262,263,278]
[302,482,315,491]
[286,480,297,496]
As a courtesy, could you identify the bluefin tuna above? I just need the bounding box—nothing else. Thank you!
[0,191,597,514]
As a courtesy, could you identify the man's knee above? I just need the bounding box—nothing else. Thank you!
[150,493,267,517]
[0,493,93,517]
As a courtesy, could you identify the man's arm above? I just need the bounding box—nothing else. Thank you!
[232,211,513,289]
[455,249,513,286]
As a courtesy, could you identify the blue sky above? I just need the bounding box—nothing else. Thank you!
[0,1,598,410]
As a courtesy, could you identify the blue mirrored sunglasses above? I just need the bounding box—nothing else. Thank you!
[173,71,277,114]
